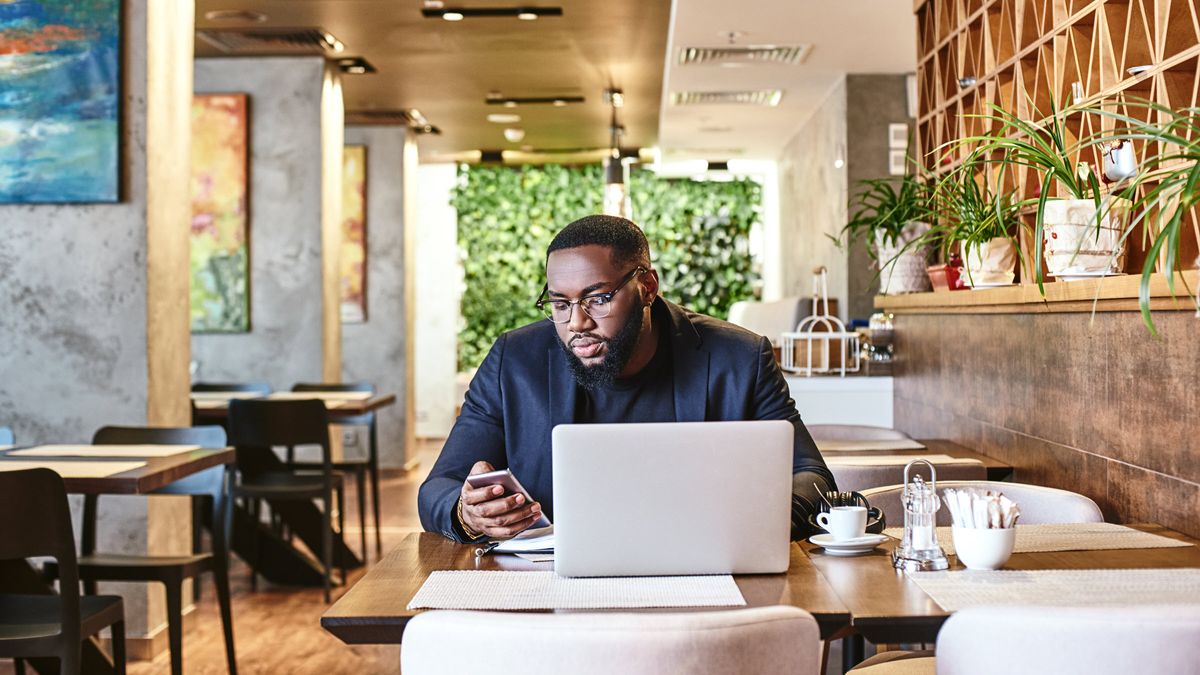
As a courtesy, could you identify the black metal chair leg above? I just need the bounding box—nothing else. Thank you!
[369,420,383,556]
[14,658,26,675]
[111,619,127,675]
[165,578,184,675]
[356,468,368,561]
[192,495,204,602]
[214,561,238,674]
[322,492,333,602]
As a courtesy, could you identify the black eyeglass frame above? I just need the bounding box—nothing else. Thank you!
[535,266,647,324]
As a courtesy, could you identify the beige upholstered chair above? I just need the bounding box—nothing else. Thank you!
[829,461,986,494]
[727,296,803,346]
[400,606,822,675]
[861,480,1104,529]
[808,425,911,442]
[850,605,1200,674]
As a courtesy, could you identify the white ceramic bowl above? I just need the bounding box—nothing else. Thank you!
[952,526,1016,570]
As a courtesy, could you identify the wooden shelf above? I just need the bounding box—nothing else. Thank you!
[875,270,1199,313]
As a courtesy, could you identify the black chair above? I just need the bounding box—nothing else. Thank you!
[291,382,380,558]
[44,426,238,675]
[0,426,13,445]
[0,469,126,675]
[228,399,343,602]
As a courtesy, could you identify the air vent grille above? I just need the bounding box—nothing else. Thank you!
[669,90,783,107]
[679,45,811,66]
[196,27,342,54]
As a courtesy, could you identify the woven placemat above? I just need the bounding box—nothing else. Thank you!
[908,568,1200,611]
[885,523,1191,555]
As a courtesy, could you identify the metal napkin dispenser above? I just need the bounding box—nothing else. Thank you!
[892,459,950,572]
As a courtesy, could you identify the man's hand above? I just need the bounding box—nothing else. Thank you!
[459,461,543,539]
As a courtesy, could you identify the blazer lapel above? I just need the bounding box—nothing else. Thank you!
[548,347,577,429]
[665,300,710,422]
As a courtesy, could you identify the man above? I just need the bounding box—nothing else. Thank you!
[419,214,835,543]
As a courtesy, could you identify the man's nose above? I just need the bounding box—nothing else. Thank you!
[567,303,596,334]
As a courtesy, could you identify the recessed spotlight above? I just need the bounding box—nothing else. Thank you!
[517,11,538,20]
[322,32,345,52]
[336,57,377,74]
[503,100,518,108]
[503,128,526,142]
[203,9,267,22]
[443,11,465,21]
[487,113,521,123]
[553,99,567,107]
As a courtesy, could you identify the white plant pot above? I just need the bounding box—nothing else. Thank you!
[1042,198,1131,277]
[962,237,1016,287]
[875,221,932,295]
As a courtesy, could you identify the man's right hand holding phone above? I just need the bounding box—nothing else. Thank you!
[457,461,543,539]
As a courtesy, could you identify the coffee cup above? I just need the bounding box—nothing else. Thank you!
[816,506,868,541]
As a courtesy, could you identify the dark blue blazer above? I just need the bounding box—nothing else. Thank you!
[418,298,834,542]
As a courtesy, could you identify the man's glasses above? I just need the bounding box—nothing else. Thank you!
[535,267,646,324]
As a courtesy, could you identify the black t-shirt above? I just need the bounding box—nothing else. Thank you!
[575,315,675,424]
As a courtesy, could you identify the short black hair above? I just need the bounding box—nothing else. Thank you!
[546,215,651,269]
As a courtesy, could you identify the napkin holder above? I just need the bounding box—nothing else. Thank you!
[892,459,950,572]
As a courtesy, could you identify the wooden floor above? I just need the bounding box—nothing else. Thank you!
[0,441,442,675]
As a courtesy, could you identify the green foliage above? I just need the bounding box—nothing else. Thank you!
[836,175,935,260]
[928,158,1024,255]
[452,164,762,371]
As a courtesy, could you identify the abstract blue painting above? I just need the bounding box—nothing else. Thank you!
[0,0,120,203]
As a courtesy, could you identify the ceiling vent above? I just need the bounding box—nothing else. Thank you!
[669,90,783,107]
[678,45,811,66]
[196,27,344,55]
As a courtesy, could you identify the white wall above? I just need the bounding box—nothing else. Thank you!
[776,78,850,319]
[414,163,461,438]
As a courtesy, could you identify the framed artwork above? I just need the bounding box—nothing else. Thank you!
[190,93,250,333]
[0,0,121,203]
[340,145,368,323]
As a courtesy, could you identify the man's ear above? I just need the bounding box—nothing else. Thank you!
[640,269,660,306]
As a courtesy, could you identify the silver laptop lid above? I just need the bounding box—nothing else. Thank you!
[552,420,793,577]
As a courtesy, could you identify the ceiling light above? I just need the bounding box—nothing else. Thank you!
[203,9,267,22]
[503,100,518,108]
[422,6,564,19]
[604,88,624,108]
[487,113,521,123]
[322,32,345,52]
[486,95,585,106]
[553,99,567,107]
[336,57,376,74]
[503,128,525,142]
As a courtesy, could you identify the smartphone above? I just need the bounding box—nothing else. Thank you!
[465,468,551,527]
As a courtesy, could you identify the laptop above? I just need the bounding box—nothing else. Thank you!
[552,420,793,577]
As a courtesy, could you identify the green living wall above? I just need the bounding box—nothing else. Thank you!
[451,163,761,372]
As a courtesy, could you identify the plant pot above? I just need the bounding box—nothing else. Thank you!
[926,263,963,292]
[1042,198,1131,277]
[962,237,1017,287]
[875,221,932,295]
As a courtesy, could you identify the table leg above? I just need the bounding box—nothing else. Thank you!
[842,634,865,672]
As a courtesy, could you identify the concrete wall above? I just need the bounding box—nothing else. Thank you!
[342,126,409,466]
[414,163,461,438]
[191,57,327,389]
[0,0,194,646]
[845,75,914,321]
[776,78,849,318]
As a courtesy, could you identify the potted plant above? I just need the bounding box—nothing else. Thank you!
[948,98,1132,289]
[930,160,1025,288]
[1088,99,1200,333]
[836,174,935,294]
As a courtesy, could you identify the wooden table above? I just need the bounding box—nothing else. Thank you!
[802,524,1200,644]
[0,446,235,674]
[321,533,853,644]
[821,439,1014,483]
[190,392,397,420]
[0,446,235,493]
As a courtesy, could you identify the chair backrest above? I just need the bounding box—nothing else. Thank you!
[727,297,803,346]
[807,424,911,441]
[292,382,374,393]
[228,399,331,482]
[400,606,821,675]
[0,469,81,652]
[0,426,13,445]
[92,425,227,497]
[936,605,1200,674]
[192,381,272,394]
[861,480,1105,528]
[829,460,986,494]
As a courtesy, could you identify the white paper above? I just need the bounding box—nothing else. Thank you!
[267,391,373,401]
[495,525,555,554]
[816,439,926,452]
[10,444,199,458]
[189,391,264,400]
[0,460,147,478]
[407,571,746,610]
[515,553,556,563]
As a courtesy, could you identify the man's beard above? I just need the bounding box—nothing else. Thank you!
[559,306,645,391]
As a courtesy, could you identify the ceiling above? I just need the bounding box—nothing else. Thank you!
[193,0,917,162]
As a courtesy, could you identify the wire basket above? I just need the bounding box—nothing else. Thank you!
[780,267,861,377]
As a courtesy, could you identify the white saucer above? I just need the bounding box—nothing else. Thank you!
[1049,271,1126,282]
[809,533,889,556]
